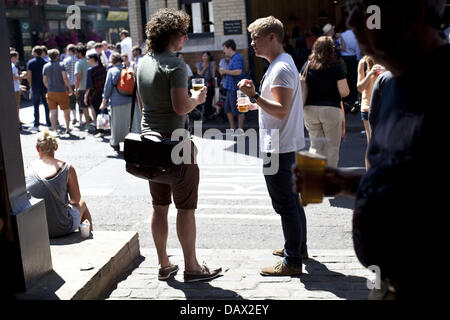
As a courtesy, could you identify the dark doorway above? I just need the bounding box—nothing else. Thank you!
[7,19,24,60]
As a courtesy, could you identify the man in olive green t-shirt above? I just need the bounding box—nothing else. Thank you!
[136,50,190,134]
[135,8,222,283]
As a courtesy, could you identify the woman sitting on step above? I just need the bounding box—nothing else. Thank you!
[25,130,93,238]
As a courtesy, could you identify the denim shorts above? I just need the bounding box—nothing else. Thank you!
[69,205,81,232]
[361,111,369,121]
[224,89,241,116]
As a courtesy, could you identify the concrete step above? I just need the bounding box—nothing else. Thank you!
[16,231,140,300]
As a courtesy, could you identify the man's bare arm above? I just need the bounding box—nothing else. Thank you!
[27,70,32,88]
[237,79,293,121]
[43,75,48,88]
[323,167,363,198]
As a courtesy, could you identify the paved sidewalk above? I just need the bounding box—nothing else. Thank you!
[107,248,372,300]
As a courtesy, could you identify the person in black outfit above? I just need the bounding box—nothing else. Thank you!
[294,0,450,299]
[367,70,393,133]
[84,53,107,135]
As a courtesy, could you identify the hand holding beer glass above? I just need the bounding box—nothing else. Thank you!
[192,78,205,91]
[237,90,250,113]
[190,78,207,106]
[292,139,328,206]
[237,79,259,111]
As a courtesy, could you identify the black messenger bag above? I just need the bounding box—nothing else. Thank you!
[123,79,187,184]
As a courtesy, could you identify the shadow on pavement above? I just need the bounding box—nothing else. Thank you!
[165,276,245,300]
[50,231,93,246]
[15,270,66,300]
[107,151,124,160]
[298,258,369,300]
[328,196,355,210]
[58,132,86,141]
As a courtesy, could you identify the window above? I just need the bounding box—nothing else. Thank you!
[179,0,214,35]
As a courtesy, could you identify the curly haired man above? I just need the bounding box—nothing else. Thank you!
[136,8,222,283]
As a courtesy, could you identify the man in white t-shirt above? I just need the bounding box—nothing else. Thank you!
[120,30,133,62]
[238,16,307,277]
[10,50,23,125]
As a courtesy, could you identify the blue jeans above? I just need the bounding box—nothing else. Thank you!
[263,152,307,267]
[32,88,50,126]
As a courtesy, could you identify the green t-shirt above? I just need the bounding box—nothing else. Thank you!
[137,51,188,135]
[75,58,89,91]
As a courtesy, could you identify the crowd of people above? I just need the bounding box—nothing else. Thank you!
[12,0,450,299]
[14,31,142,241]
[175,42,246,136]
[10,30,143,149]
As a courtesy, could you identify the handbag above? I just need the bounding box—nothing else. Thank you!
[123,77,187,184]
[300,61,310,106]
[96,111,110,130]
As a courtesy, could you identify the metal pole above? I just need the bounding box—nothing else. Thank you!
[0,1,52,295]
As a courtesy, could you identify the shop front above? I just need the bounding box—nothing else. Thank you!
[5,0,130,62]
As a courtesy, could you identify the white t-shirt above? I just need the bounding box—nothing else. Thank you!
[185,63,193,77]
[121,36,133,61]
[340,29,361,59]
[259,53,305,154]
[11,63,20,92]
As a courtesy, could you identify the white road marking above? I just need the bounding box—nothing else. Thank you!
[198,195,268,200]
[144,211,279,223]
[191,204,273,210]
[81,188,113,196]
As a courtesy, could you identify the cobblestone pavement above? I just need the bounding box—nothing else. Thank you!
[107,248,372,300]
[19,105,370,301]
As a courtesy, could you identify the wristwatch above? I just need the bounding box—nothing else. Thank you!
[250,92,260,104]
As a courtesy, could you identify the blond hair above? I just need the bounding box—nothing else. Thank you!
[247,16,284,44]
[36,130,58,155]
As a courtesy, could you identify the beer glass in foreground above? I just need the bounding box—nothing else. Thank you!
[294,151,327,206]
[192,78,205,91]
[237,90,250,112]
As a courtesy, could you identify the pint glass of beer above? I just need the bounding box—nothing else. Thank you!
[192,78,205,91]
[295,150,327,206]
[237,90,250,113]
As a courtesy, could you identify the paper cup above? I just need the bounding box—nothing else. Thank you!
[80,223,90,238]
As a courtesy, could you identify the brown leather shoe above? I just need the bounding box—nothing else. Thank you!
[184,263,222,283]
[158,264,179,280]
[260,260,302,276]
[272,248,309,259]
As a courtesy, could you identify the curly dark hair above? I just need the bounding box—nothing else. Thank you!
[145,8,190,53]
[308,36,337,70]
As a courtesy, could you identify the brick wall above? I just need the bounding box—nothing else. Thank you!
[212,0,247,37]
[130,0,250,68]
[128,0,145,46]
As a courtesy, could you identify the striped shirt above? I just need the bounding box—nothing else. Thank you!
[63,55,78,86]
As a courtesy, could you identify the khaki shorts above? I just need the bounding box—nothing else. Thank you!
[149,141,199,210]
[15,91,21,107]
[46,91,70,110]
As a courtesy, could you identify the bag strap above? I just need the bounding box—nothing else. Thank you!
[113,65,123,87]
[29,163,69,208]
[300,61,310,80]
[129,72,138,133]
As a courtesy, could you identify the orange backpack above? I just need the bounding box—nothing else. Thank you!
[116,67,135,96]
